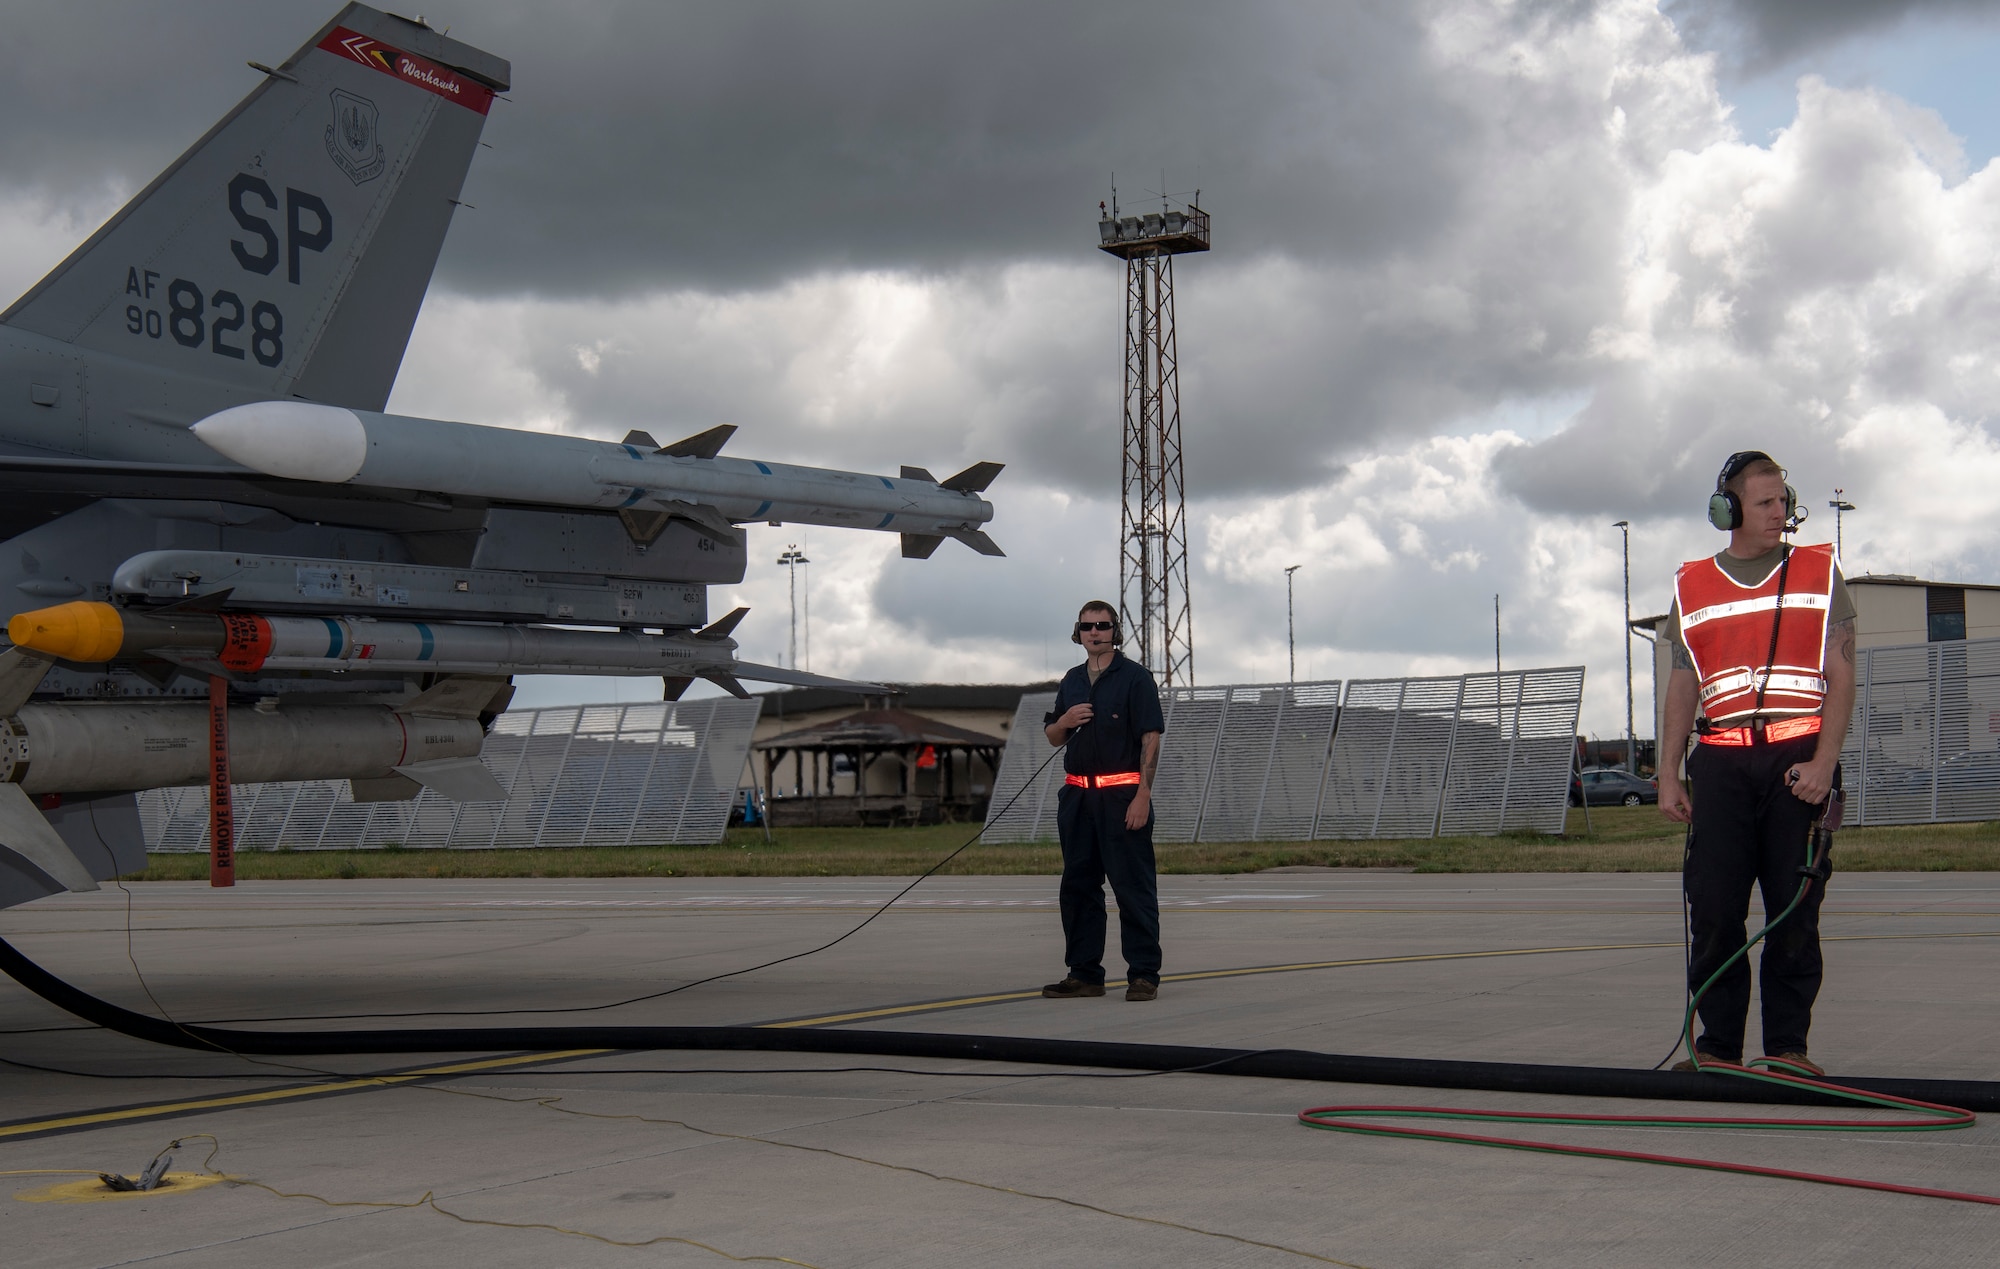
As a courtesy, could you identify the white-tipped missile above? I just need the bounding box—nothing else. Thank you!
[7,601,886,699]
[189,401,1004,554]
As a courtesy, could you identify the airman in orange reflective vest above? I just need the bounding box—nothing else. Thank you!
[1659,452,1857,1075]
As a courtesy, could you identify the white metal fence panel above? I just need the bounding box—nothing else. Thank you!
[1253,681,1343,840]
[981,671,1584,843]
[1195,685,1288,841]
[1320,676,1465,839]
[1853,644,1936,826]
[979,692,1063,843]
[1938,639,2000,823]
[1438,668,1583,836]
[1315,679,1404,839]
[1842,636,2000,826]
[1505,667,1588,834]
[139,698,763,850]
[1152,687,1228,843]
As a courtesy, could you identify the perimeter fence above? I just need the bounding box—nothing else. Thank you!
[139,698,763,851]
[981,667,1585,843]
[1841,635,2000,825]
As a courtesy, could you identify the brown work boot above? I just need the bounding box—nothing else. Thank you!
[1041,977,1105,999]
[1759,1052,1825,1078]
[1124,977,1159,1002]
[1671,1051,1740,1072]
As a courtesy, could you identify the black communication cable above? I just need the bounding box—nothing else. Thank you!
[60,737,1079,1028]
[7,932,1999,1112]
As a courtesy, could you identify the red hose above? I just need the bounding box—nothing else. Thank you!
[1300,1059,1998,1207]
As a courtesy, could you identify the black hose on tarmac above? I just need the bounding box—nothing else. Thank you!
[8,937,2000,1112]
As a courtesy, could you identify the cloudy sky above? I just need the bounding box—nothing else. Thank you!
[7,0,2000,737]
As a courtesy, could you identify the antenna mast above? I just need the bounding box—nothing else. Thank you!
[1096,190,1209,687]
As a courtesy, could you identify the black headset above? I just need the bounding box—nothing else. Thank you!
[1708,450,1805,532]
[1071,606,1121,645]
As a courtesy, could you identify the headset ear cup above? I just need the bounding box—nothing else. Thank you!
[1708,491,1740,531]
[1784,483,1798,521]
[1071,629,1081,645]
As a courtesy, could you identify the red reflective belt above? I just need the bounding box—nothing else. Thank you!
[1065,772,1143,789]
[1698,715,1822,747]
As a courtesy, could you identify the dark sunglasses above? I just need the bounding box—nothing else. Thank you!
[1075,620,1115,632]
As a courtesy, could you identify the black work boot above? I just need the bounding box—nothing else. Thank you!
[1041,977,1105,999]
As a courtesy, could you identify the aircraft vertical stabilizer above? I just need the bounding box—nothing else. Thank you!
[0,4,509,413]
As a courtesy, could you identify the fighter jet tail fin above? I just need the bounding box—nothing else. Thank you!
[0,5,510,415]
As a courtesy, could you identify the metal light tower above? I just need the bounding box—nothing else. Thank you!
[1614,519,1634,775]
[777,545,808,669]
[1829,491,1856,562]
[1099,190,1210,687]
[1285,564,1301,683]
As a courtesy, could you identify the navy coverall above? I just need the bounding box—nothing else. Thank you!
[1045,650,1166,986]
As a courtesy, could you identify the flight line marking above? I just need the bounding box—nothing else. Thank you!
[9,929,2000,1141]
[0,1050,603,1143]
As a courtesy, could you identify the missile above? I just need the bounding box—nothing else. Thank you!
[188,401,1006,555]
[7,601,885,698]
[0,699,492,798]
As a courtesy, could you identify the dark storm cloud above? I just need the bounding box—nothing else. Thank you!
[0,0,1481,295]
[1666,0,2000,68]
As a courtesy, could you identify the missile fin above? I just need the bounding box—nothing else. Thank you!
[900,465,938,483]
[948,528,1006,557]
[394,756,509,803]
[657,424,738,459]
[617,506,674,545]
[726,660,898,694]
[900,533,944,559]
[622,430,660,448]
[697,607,750,641]
[156,588,235,614]
[398,676,512,720]
[0,648,53,715]
[351,774,422,803]
[662,675,695,701]
[941,461,1004,493]
[0,784,99,893]
[657,499,744,545]
[701,670,753,699]
[127,658,183,692]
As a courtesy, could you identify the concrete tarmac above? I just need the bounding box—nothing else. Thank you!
[4,871,1999,1267]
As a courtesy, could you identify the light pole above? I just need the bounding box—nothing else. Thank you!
[777,546,809,669]
[1284,565,1301,683]
[1613,520,1634,775]
[1829,491,1856,562]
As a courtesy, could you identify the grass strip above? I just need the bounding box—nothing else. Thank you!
[124,808,2000,881]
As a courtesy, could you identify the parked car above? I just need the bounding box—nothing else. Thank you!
[1571,768,1659,807]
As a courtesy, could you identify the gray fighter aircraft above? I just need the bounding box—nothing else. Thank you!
[0,6,1003,906]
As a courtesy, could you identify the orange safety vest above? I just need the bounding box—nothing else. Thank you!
[1674,543,1836,723]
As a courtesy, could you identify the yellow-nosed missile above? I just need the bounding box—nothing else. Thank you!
[7,601,127,663]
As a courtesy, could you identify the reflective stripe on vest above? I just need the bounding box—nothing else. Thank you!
[1065,772,1143,789]
[1674,543,1836,723]
[1698,715,1824,747]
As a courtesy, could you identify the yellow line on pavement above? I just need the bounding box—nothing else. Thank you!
[0,1050,605,1141]
[762,940,1685,1027]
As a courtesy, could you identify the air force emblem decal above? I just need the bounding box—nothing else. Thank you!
[325,89,385,185]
